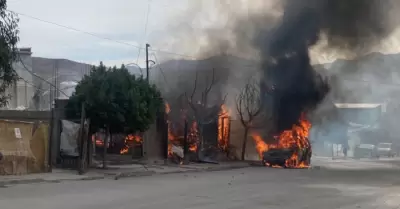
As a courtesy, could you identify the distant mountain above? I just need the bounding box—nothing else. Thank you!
[154,54,259,90]
[31,57,92,109]
[126,65,143,77]
[32,57,92,86]
[316,52,400,103]
[153,55,260,109]
[327,52,400,83]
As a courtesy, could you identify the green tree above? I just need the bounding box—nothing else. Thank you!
[0,1,20,107]
[67,62,164,167]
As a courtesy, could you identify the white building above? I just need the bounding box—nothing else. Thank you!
[59,81,77,99]
[4,48,35,110]
[2,48,91,110]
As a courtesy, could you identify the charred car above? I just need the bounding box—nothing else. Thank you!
[262,146,311,168]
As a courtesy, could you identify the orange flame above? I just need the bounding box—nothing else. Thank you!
[165,102,200,158]
[92,134,109,148]
[165,103,230,159]
[120,134,143,155]
[218,105,230,151]
[165,103,171,114]
[188,121,198,152]
[251,114,311,168]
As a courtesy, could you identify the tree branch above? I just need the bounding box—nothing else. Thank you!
[190,70,198,102]
[236,77,262,129]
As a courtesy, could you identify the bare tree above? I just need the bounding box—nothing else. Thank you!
[185,68,227,157]
[236,78,262,160]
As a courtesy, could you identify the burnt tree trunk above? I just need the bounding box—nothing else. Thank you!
[78,103,86,174]
[183,120,189,164]
[241,128,249,161]
[197,123,204,160]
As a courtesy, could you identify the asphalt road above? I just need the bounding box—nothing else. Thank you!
[1,158,400,209]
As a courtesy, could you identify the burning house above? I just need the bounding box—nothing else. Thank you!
[166,101,231,163]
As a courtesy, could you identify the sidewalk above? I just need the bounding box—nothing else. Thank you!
[312,156,400,170]
[0,161,250,187]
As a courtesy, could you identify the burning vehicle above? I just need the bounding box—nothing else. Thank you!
[262,147,311,168]
[253,115,312,168]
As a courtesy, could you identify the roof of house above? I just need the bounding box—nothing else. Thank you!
[334,103,382,108]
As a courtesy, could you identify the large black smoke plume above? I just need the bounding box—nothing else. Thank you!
[260,0,399,133]
[153,0,400,135]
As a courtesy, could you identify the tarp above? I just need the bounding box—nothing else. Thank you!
[60,120,80,156]
[171,145,184,158]
[347,122,378,133]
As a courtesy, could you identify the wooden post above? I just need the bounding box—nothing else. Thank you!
[103,127,110,169]
[86,119,92,168]
[78,103,87,174]
[226,117,231,157]
[221,118,225,149]
[183,120,189,164]
[47,107,54,172]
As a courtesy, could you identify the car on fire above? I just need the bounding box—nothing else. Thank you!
[262,146,311,168]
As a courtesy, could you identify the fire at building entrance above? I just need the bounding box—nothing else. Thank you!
[166,102,231,163]
[92,132,144,159]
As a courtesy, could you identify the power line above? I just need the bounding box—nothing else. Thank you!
[135,0,152,64]
[8,9,197,60]
[17,55,69,97]
[18,76,42,91]
[151,53,170,89]
[8,10,141,50]
[8,10,263,73]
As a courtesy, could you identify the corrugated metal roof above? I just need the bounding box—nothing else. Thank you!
[334,103,382,108]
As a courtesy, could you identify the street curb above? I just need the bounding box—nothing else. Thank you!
[114,171,156,180]
[151,165,251,175]
[0,178,45,187]
[0,176,106,187]
[0,164,251,185]
[112,164,251,180]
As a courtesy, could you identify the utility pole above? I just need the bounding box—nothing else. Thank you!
[146,43,150,83]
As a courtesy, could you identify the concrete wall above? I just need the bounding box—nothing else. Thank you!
[229,120,260,161]
[142,113,168,163]
[0,110,51,121]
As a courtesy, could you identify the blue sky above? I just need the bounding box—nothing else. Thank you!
[8,0,190,67]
